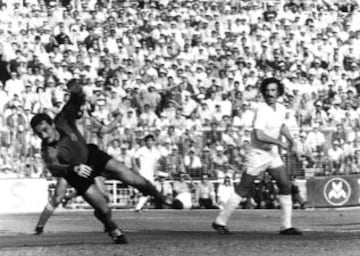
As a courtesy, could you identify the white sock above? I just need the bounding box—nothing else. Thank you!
[135,196,148,210]
[215,193,242,226]
[279,195,292,230]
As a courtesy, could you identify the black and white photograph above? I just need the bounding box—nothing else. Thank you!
[0,0,360,255]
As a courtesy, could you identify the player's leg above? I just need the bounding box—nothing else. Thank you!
[212,149,269,234]
[34,178,68,235]
[134,174,152,211]
[86,144,169,207]
[267,166,302,235]
[102,159,169,206]
[82,184,127,244]
[93,176,112,232]
[95,176,110,203]
[212,172,256,234]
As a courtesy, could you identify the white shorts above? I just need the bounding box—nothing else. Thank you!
[245,147,284,176]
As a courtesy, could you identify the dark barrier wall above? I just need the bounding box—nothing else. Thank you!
[307,175,360,208]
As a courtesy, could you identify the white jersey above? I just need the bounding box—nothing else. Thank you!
[134,146,161,182]
[250,102,286,151]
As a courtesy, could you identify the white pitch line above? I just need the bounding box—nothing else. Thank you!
[302,228,360,233]
[304,206,360,211]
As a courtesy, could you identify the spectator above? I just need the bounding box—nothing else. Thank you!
[139,103,159,127]
[331,123,347,144]
[159,144,185,178]
[197,101,213,124]
[212,104,225,123]
[251,172,279,210]
[200,146,215,178]
[107,139,122,159]
[172,173,193,210]
[305,123,327,153]
[221,125,239,147]
[327,140,344,174]
[216,176,235,210]
[194,174,218,209]
[116,143,133,169]
[295,131,315,167]
[5,72,24,99]
[159,125,180,145]
[339,156,355,175]
[343,138,356,159]
[169,107,187,130]
[185,111,202,132]
[310,100,328,126]
[154,175,173,209]
[184,147,202,178]
[239,101,255,129]
[212,145,230,180]
[328,97,346,125]
[204,121,222,146]
[182,92,197,117]
[121,109,138,129]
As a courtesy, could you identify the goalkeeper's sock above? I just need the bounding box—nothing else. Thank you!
[35,202,56,229]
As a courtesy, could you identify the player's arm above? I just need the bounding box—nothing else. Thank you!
[45,162,88,178]
[42,148,92,178]
[56,79,86,127]
[252,106,287,148]
[280,124,296,151]
[41,147,71,177]
[253,129,284,147]
[45,161,92,178]
[44,162,71,177]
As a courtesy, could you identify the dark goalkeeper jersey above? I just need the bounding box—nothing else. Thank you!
[41,85,89,178]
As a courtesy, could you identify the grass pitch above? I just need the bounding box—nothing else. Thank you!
[1,209,360,256]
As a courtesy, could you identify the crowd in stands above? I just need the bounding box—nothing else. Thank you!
[2,0,360,182]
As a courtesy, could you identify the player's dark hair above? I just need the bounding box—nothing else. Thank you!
[30,113,53,130]
[259,77,284,97]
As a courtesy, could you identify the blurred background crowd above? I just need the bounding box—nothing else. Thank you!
[0,0,360,191]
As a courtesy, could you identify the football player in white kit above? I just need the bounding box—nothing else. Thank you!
[212,77,302,235]
[133,134,162,211]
